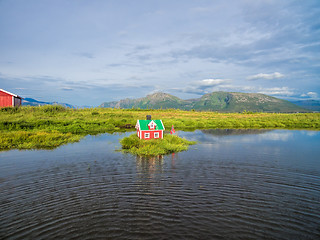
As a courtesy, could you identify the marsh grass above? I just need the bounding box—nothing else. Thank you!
[0,131,81,150]
[0,105,319,151]
[120,134,196,157]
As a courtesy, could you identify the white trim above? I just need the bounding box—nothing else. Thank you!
[148,120,157,130]
[154,132,159,138]
[0,89,18,97]
[148,120,157,128]
[160,120,165,130]
[135,120,140,130]
[12,96,15,106]
[144,132,150,139]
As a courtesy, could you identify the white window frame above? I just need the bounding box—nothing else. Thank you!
[154,132,159,138]
[148,120,157,130]
[144,132,150,139]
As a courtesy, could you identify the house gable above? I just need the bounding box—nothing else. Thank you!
[148,120,157,130]
[136,120,165,131]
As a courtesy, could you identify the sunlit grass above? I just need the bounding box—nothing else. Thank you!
[0,130,81,150]
[120,134,196,157]
[0,105,319,151]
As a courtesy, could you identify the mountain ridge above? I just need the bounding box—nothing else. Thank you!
[290,100,320,112]
[22,98,76,108]
[100,91,309,113]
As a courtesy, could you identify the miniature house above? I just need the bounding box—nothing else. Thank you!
[135,116,165,140]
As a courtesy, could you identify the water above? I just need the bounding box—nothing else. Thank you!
[0,129,319,239]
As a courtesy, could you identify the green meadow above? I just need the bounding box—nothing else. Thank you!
[0,105,319,151]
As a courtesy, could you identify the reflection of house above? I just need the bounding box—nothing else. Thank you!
[135,116,165,140]
[135,156,164,186]
[0,89,23,107]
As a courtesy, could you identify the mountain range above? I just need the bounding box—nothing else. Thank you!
[100,92,311,113]
[291,100,320,112]
[22,98,76,108]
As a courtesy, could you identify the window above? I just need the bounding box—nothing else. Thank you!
[145,133,150,138]
[154,132,159,138]
[148,121,157,130]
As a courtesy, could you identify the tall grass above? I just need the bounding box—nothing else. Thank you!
[0,105,319,150]
[120,134,196,157]
[0,131,81,150]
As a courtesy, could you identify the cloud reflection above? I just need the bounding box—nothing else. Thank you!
[179,129,295,145]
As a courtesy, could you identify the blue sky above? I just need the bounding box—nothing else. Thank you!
[0,0,319,106]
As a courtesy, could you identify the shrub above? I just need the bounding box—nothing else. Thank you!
[120,134,140,149]
[41,105,67,113]
[0,107,20,113]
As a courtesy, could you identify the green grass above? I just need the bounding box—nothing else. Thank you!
[0,131,81,150]
[120,134,196,157]
[0,105,319,151]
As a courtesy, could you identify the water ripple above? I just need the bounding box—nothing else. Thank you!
[1,130,320,239]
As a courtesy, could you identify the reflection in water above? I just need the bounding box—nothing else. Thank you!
[202,128,271,136]
[136,156,164,178]
[181,129,297,145]
[0,130,319,239]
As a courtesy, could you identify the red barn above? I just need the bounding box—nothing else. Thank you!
[0,89,23,107]
[135,117,165,140]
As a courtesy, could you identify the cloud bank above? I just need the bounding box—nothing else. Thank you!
[0,0,318,105]
[247,72,285,81]
[174,78,230,95]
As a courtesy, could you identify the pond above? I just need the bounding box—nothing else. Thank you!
[0,129,319,239]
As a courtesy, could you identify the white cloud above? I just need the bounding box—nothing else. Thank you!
[198,79,227,88]
[306,92,318,98]
[301,92,318,99]
[60,87,74,91]
[257,87,295,96]
[247,72,285,81]
[178,78,230,95]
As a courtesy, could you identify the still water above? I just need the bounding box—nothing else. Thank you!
[0,129,319,239]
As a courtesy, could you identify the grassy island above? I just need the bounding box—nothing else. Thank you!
[0,105,319,151]
[120,134,196,157]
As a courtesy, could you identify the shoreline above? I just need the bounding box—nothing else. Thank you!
[1,106,319,151]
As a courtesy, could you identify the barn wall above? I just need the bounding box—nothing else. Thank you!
[0,91,10,97]
[0,94,13,107]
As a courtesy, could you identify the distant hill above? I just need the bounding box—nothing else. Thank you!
[290,100,320,112]
[23,98,75,108]
[101,92,187,109]
[100,92,309,113]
